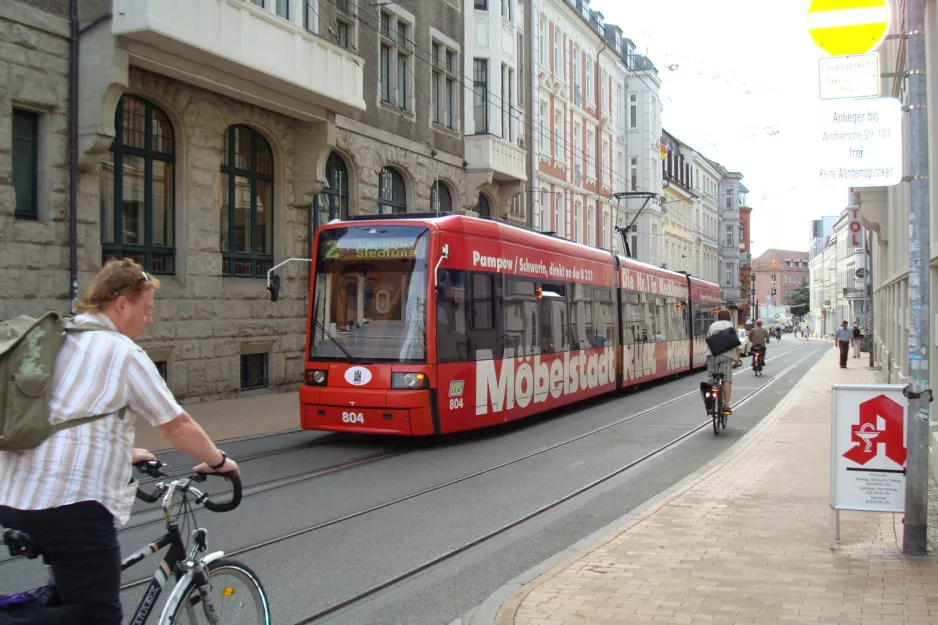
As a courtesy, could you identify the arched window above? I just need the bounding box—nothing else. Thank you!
[430,181,452,213]
[220,125,274,278]
[476,193,490,217]
[378,167,407,214]
[100,95,176,273]
[315,152,349,230]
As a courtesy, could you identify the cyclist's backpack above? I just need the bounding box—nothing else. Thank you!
[0,312,112,452]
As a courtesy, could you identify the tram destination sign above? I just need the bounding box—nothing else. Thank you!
[815,96,902,187]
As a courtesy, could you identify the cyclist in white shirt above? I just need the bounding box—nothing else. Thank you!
[706,308,741,415]
[0,258,242,625]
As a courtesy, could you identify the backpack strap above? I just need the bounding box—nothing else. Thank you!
[53,318,127,434]
[48,407,128,436]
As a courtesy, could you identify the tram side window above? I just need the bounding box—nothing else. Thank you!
[504,277,539,358]
[593,287,615,347]
[436,269,469,363]
[666,298,685,341]
[470,272,498,360]
[569,283,594,350]
[651,297,666,342]
[622,290,645,344]
[539,282,569,354]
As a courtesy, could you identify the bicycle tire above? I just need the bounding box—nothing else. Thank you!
[163,557,271,625]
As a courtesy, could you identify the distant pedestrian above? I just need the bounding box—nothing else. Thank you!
[835,321,852,368]
[852,323,862,358]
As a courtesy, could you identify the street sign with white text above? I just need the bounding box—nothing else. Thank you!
[819,54,881,100]
[816,96,903,187]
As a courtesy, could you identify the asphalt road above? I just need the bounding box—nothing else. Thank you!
[0,337,829,625]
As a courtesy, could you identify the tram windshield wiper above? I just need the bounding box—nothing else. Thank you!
[315,319,362,366]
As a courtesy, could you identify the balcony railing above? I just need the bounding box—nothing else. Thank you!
[466,134,527,182]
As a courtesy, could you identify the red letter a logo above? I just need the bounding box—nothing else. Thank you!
[843,394,907,466]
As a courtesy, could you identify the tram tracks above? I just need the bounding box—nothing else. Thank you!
[289,345,824,623]
[114,343,816,599]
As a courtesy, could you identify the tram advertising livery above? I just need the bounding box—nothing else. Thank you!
[291,214,723,436]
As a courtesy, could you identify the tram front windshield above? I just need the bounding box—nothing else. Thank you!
[310,225,430,363]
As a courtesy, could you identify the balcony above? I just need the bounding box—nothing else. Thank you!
[465,134,527,182]
[112,0,366,120]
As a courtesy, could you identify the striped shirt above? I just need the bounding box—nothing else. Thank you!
[0,313,181,525]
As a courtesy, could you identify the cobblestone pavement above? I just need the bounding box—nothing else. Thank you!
[494,349,938,625]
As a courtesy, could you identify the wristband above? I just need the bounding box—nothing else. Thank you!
[210,451,227,471]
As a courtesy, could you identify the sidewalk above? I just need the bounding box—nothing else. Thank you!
[489,345,938,625]
[133,390,300,451]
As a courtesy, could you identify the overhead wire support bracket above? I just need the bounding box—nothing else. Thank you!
[612,191,662,259]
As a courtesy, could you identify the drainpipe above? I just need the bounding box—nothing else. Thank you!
[68,0,79,312]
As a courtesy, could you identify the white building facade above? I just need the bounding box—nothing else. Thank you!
[691,153,722,284]
[530,0,634,250]
[465,0,528,222]
[619,41,663,263]
[719,172,746,306]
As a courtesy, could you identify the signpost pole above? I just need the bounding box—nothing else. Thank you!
[903,0,931,557]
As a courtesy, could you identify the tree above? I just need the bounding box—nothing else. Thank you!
[791,277,810,317]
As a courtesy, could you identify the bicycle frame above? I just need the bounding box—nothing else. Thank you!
[122,479,225,625]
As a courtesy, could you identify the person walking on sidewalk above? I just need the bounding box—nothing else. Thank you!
[0,258,242,625]
[835,321,852,368]
[852,323,863,358]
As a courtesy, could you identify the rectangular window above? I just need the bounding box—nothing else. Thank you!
[438,269,469,362]
[240,353,269,390]
[586,59,593,104]
[586,128,595,177]
[540,283,569,354]
[738,224,745,242]
[474,0,487,9]
[587,204,594,247]
[602,138,610,188]
[508,67,515,142]
[431,42,458,131]
[154,360,168,382]
[275,0,288,19]
[473,59,488,133]
[501,63,509,140]
[630,156,638,191]
[517,34,525,105]
[539,17,546,66]
[573,47,581,106]
[380,44,391,102]
[501,0,511,19]
[397,53,408,109]
[629,94,637,129]
[554,193,564,237]
[574,201,582,243]
[725,187,733,209]
[553,25,561,76]
[725,225,733,247]
[12,109,39,220]
[505,278,539,358]
[725,263,733,287]
[554,109,563,160]
[539,101,549,153]
[432,46,441,125]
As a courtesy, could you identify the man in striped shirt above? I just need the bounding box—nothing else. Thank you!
[0,259,241,625]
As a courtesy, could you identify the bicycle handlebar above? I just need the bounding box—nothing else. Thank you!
[133,460,243,513]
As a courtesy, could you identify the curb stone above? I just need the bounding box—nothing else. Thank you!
[465,344,828,625]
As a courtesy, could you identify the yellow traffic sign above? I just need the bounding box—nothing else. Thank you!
[807,0,890,56]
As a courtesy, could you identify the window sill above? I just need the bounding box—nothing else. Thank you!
[380,101,415,118]
[432,122,460,138]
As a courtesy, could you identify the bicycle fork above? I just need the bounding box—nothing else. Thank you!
[181,529,221,625]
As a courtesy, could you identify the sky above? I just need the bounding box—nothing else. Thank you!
[592,0,853,257]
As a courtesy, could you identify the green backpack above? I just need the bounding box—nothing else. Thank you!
[0,312,115,452]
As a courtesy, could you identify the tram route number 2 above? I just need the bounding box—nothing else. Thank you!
[341,411,365,424]
[449,398,464,410]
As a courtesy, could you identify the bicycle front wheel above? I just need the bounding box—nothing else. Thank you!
[164,557,271,625]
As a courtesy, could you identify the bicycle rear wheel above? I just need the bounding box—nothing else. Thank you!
[711,398,720,435]
[163,557,271,625]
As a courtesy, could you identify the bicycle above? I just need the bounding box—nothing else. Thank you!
[751,345,766,376]
[705,373,728,434]
[1,460,271,624]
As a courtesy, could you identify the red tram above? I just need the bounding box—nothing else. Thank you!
[288,214,723,436]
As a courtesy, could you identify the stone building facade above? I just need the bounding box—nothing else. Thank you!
[1,0,388,402]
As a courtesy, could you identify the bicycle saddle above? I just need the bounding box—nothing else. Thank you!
[2,528,43,560]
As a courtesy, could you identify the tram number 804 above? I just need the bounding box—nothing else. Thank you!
[341,412,365,424]
[449,398,464,410]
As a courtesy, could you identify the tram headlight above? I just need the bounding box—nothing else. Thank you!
[305,370,328,386]
[391,372,428,389]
